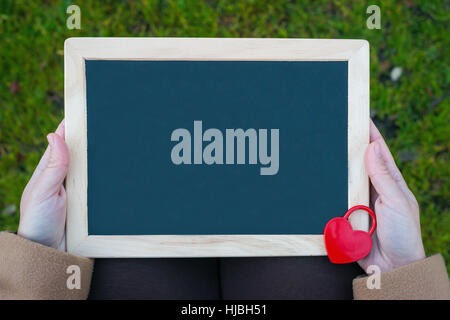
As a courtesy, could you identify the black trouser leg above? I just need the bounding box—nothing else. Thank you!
[88,258,221,299]
[219,257,364,300]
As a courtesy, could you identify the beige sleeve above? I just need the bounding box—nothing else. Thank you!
[0,232,93,300]
[353,254,450,300]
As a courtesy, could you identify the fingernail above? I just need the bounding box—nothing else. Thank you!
[47,134,55,147]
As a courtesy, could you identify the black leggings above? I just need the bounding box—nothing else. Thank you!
[88,257,364,299]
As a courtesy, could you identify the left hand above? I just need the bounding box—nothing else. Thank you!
[18,120,69,250]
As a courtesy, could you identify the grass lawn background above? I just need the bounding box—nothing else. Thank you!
[1,0,448,270]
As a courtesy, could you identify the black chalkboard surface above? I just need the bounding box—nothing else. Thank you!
[85,60,347,235]
[64,38,369,257]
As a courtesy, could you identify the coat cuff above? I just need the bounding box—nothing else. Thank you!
[353,254,450,300]
[0,231,93,299]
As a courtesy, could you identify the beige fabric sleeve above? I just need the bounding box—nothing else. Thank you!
[0,232,93,300]
[353,254,450,300]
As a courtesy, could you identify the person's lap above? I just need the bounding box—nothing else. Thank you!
[88,257,363,299]
[89,258,221,299]
[219,257,363,299]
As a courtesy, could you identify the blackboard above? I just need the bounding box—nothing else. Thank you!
[86,60,347,235]
[65,38,369,257]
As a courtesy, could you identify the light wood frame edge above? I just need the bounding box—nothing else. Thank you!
[64,38,369,258]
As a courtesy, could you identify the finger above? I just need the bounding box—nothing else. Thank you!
[369,119,411,194]
[358,231,381,271]
[365,140,407,207]
[369,119,383,143]
[21,146,51,204]
[32,133,70,199]
[55,119,65,140]
[24,120,66,193]
[370,183,378,208]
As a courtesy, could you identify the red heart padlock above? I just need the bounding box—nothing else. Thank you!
[324,205,377,264]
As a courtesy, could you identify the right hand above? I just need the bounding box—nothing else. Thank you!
[358,120,426,272]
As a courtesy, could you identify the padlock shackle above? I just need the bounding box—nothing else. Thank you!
[343,205,377,236]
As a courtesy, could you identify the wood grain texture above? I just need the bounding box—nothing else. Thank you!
[64,38,369,258]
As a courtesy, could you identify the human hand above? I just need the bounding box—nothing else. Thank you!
[358,120,426,272]
[18,120,69,251]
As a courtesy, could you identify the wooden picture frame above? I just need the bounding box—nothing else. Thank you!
[64,38,370,258]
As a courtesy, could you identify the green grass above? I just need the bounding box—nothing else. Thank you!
[1,0,448,270]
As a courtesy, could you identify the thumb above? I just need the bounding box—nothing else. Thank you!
[34,133,70,197]
[365,140,405,206]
